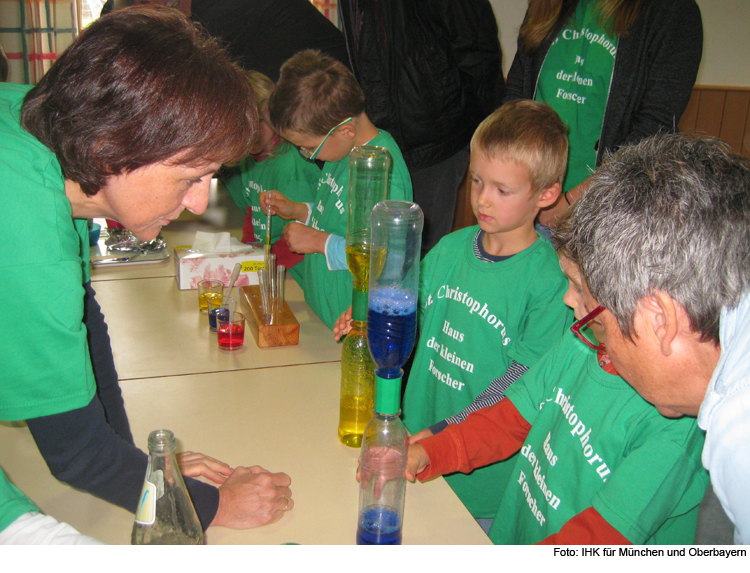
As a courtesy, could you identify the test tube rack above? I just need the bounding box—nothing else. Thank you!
[239,285,299,347]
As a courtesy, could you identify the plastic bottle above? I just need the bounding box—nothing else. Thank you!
[367,201,423,381]
[356,376,408,545]
[338,291,376,447]
[355,201,423,544]
[346,146,391,292]
[339,146,391,446]
[132,429,204,545]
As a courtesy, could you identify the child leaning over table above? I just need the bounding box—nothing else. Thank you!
[400,214,710,544]
[261,49,412,329]
[336,101,573,528]
[219,70,320,286]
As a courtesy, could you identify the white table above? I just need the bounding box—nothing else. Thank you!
[0,180,490,545]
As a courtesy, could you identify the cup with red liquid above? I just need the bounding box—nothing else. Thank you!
[217,311,245,350]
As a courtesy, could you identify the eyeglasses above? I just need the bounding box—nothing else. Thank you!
[298,117,353,161]
[570,304,606,351]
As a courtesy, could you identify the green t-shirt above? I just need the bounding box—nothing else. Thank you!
[491,330,709,544]
[220,143,320,244]
[402,227,572,518]
[535,0,617,192]
[0,468,37,533]
[0,83,95,421]
[301,130,413,329]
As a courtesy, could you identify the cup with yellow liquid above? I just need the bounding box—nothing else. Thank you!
[197,279,224,312]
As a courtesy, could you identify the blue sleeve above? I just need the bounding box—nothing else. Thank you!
[25,395,220,531]
[83,281,132,443]
[325,234,348,271]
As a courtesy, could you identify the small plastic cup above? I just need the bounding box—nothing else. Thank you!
[207,296,235,332]
[197,279,224,312]
[217,311,245,350]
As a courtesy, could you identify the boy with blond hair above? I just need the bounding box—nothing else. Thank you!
[336,100,572,526]
[263,49,412,329]
[403,211,709,544]
[220,70,320,283]
[401,100,572,526]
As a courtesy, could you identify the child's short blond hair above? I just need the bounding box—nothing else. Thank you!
[269,49,365,136]
[471,100,568,194]
[246,70,275,124]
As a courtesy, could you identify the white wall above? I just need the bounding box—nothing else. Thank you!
[489,0,750,88]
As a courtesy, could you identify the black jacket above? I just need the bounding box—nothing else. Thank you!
[504,0,703,166]
[339,0,504,171]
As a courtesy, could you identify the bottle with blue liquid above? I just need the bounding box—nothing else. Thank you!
[357,201,422,545]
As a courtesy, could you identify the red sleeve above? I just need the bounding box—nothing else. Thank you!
[416,398,531,481]
[271,235,304,269]
[241,207,255,244]
[537,507,631,545]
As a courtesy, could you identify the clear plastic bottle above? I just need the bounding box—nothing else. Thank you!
[346,146,391,292]
[367,201,423,380]
[339,146,391,446]
[338,291,376,448]
[356,201,423,545]
[356,377,408,545]
[131,429,204,545]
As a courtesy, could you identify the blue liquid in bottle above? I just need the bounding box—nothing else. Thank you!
[367,287,417,379]
[356,505,402,545]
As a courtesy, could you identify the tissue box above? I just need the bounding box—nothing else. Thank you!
[174,245,266,290]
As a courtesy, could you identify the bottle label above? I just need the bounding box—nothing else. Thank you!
[134,469,164,525]
[135,479,157,525]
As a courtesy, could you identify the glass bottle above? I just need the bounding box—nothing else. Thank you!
[131,429,204,545]
[338,291,376,448]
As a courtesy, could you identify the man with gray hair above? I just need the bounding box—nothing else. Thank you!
[559,132,750,544]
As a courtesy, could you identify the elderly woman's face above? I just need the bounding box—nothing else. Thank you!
[98,158,220,241]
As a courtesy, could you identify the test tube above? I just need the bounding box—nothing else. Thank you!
[267,254,276,324]
[265,204,272,258]
[258,268,271,324]
[275,264,285,322]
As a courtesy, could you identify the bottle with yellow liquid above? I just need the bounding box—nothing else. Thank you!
[339,291,375,447]
[346,146,391,291]
[339,145,392,446]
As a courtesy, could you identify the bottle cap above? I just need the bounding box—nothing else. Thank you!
[374,374,402,415]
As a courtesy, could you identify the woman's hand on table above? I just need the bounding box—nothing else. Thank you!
[283,222,328,255]
[212,465,294,529]
[333,306,353,341]
[177,451,233,484]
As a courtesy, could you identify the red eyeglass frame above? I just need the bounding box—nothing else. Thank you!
[570,304,606,351]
